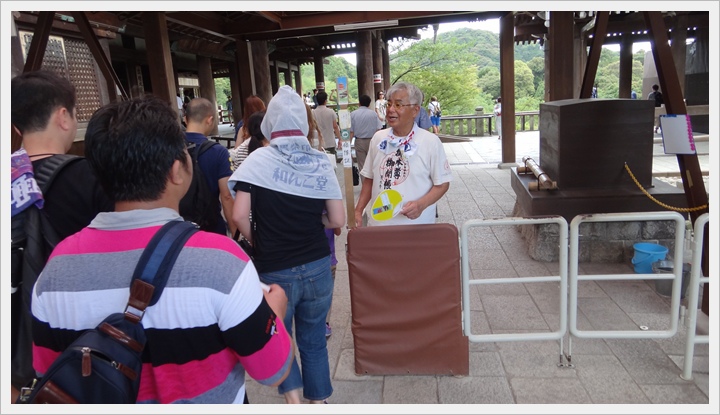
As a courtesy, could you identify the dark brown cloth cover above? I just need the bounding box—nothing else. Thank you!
[347,223,469,375]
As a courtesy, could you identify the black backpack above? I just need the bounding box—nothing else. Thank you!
[179,139,220,233]
[17,220,199,404]
[11,154,82,389]
[654,91,664,107]
[652,91,664,107]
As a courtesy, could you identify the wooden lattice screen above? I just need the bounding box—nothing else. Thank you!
[20,32,103,123]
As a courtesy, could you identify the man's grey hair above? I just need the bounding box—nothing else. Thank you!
[386,82,423,106]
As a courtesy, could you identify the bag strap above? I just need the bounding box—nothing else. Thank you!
[198,139,217,156]
[124,220,198,324]
[34,154,82,193]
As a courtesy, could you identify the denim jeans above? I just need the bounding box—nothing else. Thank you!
[259,255,334,400]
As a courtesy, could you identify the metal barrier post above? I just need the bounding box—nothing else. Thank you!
[681,213,710,380]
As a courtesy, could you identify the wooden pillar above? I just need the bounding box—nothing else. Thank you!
[618,37,633,98]
[580,12,609,98]
[235,39,255,102]
[251,40,272,103]
[573,24,586,97]
[284,66,293,87]
[197,55,218,135]
[22,11,54,73]
[372,31,384,99]
[499,11,515,165]
[671,13,688,96]
[97,39,116,104]
[270,62,279,95]
[72,12,127,101]
[229,60,241,124]
[126,62,141,98]
[644,11,709,315]
[314,53,325,91]
[142,12,176,109]
[548,11,575,101]
[294,64,303,95]
[356,31,373,106]
[382,38,391,92]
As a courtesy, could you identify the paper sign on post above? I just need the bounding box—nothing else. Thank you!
[660,114,696,155]
[338,109,351,130]
[342,140,352,168]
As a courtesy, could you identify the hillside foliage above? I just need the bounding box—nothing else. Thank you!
[218,27,648,116]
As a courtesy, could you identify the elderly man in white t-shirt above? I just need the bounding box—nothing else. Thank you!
[354,82,452,227]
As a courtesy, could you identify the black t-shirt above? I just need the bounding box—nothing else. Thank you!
[234,182,329,273]
[32,156,114,241]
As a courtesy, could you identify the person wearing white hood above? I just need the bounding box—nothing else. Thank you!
[228,85,345,404]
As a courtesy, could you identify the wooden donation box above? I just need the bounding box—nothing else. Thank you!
[347,223,469,376]
[539,98,655,190]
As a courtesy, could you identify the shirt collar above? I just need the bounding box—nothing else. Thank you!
[89,208,183,231]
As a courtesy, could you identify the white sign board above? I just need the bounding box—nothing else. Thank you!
[660,114,696,155]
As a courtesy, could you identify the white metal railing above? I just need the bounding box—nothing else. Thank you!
[569,211,687,340]
[460,217,568,347]
[681,212,710,380]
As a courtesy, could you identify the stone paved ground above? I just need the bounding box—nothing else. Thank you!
[237,128,713,410]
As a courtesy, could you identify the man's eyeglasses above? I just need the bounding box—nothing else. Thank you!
[386,102,416,110]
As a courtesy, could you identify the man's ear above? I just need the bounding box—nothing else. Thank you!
[169,158,189,186]
[55,107,74,131]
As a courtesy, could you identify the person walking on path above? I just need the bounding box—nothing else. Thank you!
[184,98,236,236]
[10,70,114,401]
[648,84,664,133]
[375,90,387,129]
[31,95,293,404]
[494,97,502,140]
[427,95,441,135]
[313,91,341,158]
[350,94,382,173]
[229,85,345,404]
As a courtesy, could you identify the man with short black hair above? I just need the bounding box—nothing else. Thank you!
[350,94,381,173]
[31,95,294,404]
[313,91,341,157]
[184,98,236,235]
[648,84,664,133]
[10,70,113,400]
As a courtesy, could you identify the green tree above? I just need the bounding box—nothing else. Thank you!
[390,38,479,115]
[214,77,231,105]
[527,56,545,91]
[478,67,500,100]
[514,60,535,99]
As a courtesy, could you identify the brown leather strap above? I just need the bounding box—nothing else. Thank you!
[34,380,79,404]
[115,363,138,381]
[125,279,154,324]
[99,322,144,353]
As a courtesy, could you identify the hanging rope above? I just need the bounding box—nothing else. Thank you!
[624,163,708,212]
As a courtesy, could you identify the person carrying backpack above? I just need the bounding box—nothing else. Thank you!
[29,95,294,404]
[10,70,113,402]
[648,84,664,133]
[427,95,441,135]
[182,98,235,236]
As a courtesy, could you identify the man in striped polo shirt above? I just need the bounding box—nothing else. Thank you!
[30,96,293,404]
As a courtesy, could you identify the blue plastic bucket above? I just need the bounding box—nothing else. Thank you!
[632,243,669,273]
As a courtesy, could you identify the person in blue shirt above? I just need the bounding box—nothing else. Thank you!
[415,92,433,130]
[184,98,235,236]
